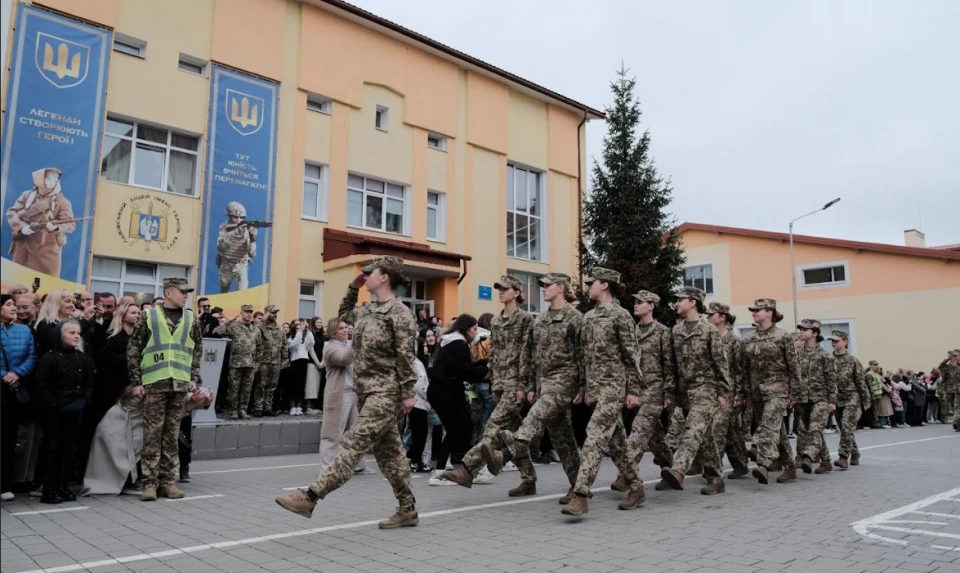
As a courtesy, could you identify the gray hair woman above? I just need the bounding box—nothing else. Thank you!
[318,318,368,474]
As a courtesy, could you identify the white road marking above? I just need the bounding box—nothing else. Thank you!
[163,494,225,502]
[191,463,318,475]
[852,485,960,546]
[910,511,960,520]
[930,545,960,551]
[858,435,957,451]
[10,506,90,517]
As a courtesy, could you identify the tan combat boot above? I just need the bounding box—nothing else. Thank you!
[660,468,685,490]
[480,443,504,476]
[850,454,860,466]
[561,494,588,517]
[378,507,419,529]
[275,489,316,518]
[140,485,157,502]
[727,467,749,480]
[618,488,646,510]
[558,487,575,505]
[655,480,673,491]
[834,456,849,470]
[799,455,814,474]
[228,412,239,421]
[158,483,185,499]
[610,475,628,492]
[815,460,833,474]
[752,465,769,484]
[701,478,725,495]
[508,481,536,497]
[440,467,473,489]
[239,410,250,420]
[776,466,798,483]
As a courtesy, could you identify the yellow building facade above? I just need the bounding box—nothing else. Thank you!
[0,0,602,322]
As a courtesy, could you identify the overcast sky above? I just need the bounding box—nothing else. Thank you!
[353,0,958,248]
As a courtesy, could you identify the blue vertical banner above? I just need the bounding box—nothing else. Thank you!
[0,5,111,291]
[199,65,278,308]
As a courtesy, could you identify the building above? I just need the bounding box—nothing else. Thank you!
[0,0,603,322]
[678,223,960,370]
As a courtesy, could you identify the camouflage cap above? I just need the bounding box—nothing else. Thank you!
[798,318,822,331]
[494,275,523,291]
[162,277,194,293]
[949,349,960,357]
[264,304,280,314]
[362,255,405,276]
[673,286,706,302]
[537,273,572,287]
[707,302,731,315]
[748,298,779,312]
[828,330,848,341]
[240,304,254,312]
[632,290,661,304]
[868,360,879,366]
[584,267,622,285]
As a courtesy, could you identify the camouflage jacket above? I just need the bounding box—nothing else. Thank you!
[127,306,203,393]
[340,287,419,400]
[939,360,960,393]
[489,308,534,394]
[797,343,837,404]
[258,320,289,364]
[721,331,745,403]
[637,321,676,405]
[830,351,870,407]
[742,326,801,402]
[526,304,583,397]
[672,317,732,402]
[581,302,643,405]
[214,320,262,368]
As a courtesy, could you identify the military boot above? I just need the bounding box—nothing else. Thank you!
[815,459,833,474]
[685,463,703,476]
[440,467,473,489]
[776,466,798,483]
[660,468,685,490]
[834,456,849,470]
[158,483,185,499]
[228,412,239,421]
[850,454,860,466]
[275,489,316,518]
[752,465,769,484]
[480,443,504,476]
[560,494,589,517]
[618,488,646,510]
[140,485,158,502]
[701,478,725,496]
[610,475,629,492]
[508,481,536,497]
[727,467,749,480]
[378,507,419,529]
[239,411,250,420]
[799,455,814,474]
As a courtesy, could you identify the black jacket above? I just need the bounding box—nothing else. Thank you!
[35,345,95,410]
[94,330,132,406]
[427,337,488,401]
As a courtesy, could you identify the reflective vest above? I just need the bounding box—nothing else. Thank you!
[140,306,195,385]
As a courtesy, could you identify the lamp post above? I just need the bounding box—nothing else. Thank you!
[790,198,841,328]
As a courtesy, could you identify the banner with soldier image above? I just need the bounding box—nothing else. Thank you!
[0,5,111,293]
[199,65,278,311]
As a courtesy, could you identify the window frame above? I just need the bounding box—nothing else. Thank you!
[177,53,207,77]
[306,93,332,115]
[297,280,322,320]
[90,257,192,301]
[507,269,547,314]
[427,133,447,152]
[798,260,850,290]
[506,162,546,262]
[100,116,201,197]
[682,263,715,295]
[346,173,409,235]
[113,33,146,58]
[301,162,329,222]
[816,318,857,354]
[375,105,389,131]
[426,190,446,242]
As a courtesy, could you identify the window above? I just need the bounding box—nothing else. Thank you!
[347,174,406,234]
[306,94,332,114]
[177,54,206,76]
[100,118,200,196]
[302,163,329,221]
[426,191,446,241]
[90,257,190,302]
[800,261,849,289]
[683,264,714,295]
[507,164,543,261]
[427,133,447,151]
[508,270,546,314]
[396,280,427,302]
[113,34,146,58]
[298,281,322,320]
[818,320,854,353]
[375,105,389,131]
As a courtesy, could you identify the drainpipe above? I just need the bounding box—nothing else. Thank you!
[576,108,588,279]
[457,258,468,285]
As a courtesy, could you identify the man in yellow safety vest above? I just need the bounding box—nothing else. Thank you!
[127,277,203,501]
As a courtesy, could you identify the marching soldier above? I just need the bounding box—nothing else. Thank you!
[795,319,837,474]
[939,350,960,430]
[127,278,202,501]
[703,302,750,480]
[217,201,257,293]
[275,256,420,529]
[253,305,289,417]
[827,331,870,468]
[214,304,262,420]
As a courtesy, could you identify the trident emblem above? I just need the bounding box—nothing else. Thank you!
[34,33,89,88]
[225,89,264,135]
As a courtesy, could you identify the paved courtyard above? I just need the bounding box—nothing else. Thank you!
[2,425,958,573]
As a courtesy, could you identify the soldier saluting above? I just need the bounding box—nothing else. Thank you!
[217,201,270,293]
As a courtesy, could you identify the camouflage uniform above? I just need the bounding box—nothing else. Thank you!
[461,276,534,476]
[827,331,870,460]
[216,202,256,293]
[668,287,732,482]
[741,299,800,472]
[940,351,960,429]
[696,324,750,475]
[214,305,262,416]
[307,256,419,511]
[573,270,645,497]
[501,274,583,488]
[795,320,837,464]
[253,308,289,414]
[625,291,674,470]
[127,279,203,489]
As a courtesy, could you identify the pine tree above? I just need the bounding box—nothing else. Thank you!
[578,64,685,321]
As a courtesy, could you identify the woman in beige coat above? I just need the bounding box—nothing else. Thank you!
[319,318,369,473]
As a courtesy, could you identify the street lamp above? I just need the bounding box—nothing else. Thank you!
[790,198,841,328]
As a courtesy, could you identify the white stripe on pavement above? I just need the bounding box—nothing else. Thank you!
[10,506,90,517]
[858,435,957,451]
[191,463,318,475]
[163,494,225,502]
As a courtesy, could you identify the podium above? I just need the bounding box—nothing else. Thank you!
[195,337,228,423]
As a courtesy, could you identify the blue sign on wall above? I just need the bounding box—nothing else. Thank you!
[0,5,111,287]
[199,65,278,297]
[478,285,493,301]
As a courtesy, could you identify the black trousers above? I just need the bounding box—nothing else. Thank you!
[178,414,192,468]
[407,408,428,462]
[42,409,83,490]
[1,399,21,492]
[430,393,472,469]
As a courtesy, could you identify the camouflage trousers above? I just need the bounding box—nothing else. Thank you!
[626,403,673,470]
[666,407,686,451]
[462,394,523,476]
[226,366,256,414]
[574,400,641,496]
[253,363,282,413]
[795,401,831,463]
[836,402,862,459]
[755,397,795,469]
[309,392,415,510]
[141,391,189,487]
[952,393,960,427]
[697,406,748,473]
[505,392,580,486]
[218,260,249,293]
[671,398,722,478]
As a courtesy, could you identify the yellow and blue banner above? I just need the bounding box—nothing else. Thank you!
[199,65,278,311]
[0,5,111,293]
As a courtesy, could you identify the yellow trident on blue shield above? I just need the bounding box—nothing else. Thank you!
[34,32,89,88]
[225,89,264,136]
